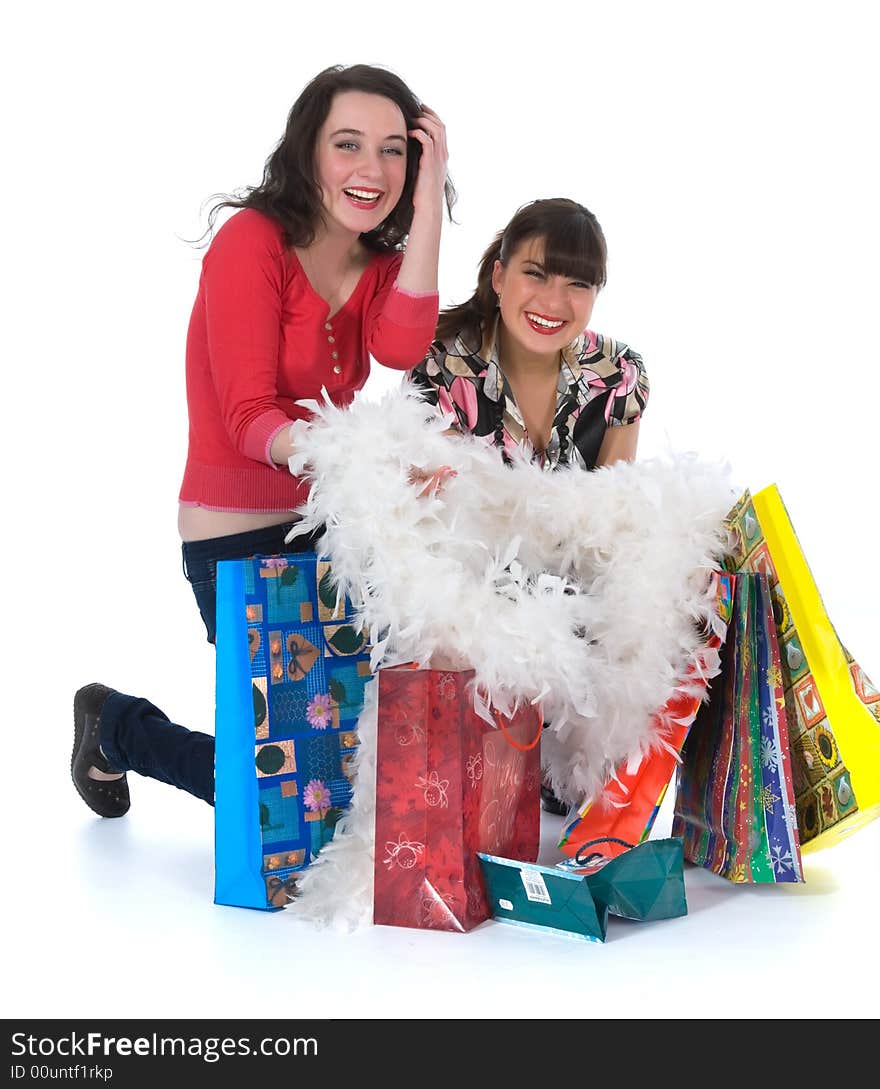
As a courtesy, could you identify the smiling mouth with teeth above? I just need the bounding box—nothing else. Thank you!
[343,188,383,206]
[525,311,565,332]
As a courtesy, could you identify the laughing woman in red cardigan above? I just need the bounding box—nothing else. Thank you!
[72,64,454,816]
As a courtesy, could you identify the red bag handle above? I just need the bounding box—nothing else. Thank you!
[492,705,544,752]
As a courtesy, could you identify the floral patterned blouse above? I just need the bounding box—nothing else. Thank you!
[408,319,649,471]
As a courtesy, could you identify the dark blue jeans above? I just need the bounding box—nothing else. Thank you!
[98,521,322,806]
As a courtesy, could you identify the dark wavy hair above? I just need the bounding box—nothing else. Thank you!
[435,198,606,342]
[202,64,456,251]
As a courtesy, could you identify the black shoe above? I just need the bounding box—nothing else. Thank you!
[540,781,569,817]
[72,683,130,818]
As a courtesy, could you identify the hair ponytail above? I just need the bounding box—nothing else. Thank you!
[435,231,503,343]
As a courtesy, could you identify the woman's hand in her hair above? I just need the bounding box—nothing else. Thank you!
[396,106,447,292]
[408,105,448,217]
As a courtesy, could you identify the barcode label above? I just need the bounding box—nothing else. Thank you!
[520,868,551,904]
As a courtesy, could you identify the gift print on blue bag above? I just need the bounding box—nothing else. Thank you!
[214,552,372,911]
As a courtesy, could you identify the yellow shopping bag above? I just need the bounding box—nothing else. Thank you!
[726,485,880,852]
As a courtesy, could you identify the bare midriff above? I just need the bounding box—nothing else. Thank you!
[177,504,298,542]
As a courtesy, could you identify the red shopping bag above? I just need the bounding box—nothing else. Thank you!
[373,665,542,932]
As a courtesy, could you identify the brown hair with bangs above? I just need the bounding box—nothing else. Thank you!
[435,197,606,343]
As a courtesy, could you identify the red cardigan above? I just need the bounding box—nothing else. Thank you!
[179,209,439,512]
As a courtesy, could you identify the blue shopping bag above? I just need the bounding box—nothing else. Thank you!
[214,552,372,910]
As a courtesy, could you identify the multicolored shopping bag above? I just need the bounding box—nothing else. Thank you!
[373,665,542,932]
[556,571,735,865]
[711,486,880,851]
[673,571,804,882]
[214,553,372,910]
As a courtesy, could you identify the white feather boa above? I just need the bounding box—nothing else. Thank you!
[285,384,736,930]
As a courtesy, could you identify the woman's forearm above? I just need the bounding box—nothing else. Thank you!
[395,205,443,294]
[596,420,640,467]
[270,425,296,466]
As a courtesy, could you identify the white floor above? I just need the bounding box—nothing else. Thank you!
[6,728,879,1020]
[7,501,879,1022]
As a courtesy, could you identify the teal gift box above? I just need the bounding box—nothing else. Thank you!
[478,838,687,943]
[478,855,607,942]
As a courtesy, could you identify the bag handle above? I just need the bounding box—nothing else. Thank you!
[574,836,635,866]
[492,706,544,752]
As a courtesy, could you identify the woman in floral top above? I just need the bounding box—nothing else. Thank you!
[408,197,649,812]
[409,197,647,472]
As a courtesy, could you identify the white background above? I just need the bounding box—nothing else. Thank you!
[3,0,879,1021]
